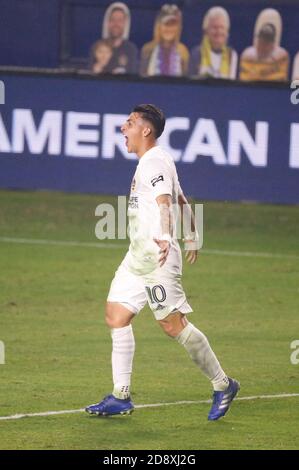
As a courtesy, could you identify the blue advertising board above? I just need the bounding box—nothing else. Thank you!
[0,72,298,204]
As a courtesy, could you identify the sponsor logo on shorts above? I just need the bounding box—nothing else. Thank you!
[155,304,166,311]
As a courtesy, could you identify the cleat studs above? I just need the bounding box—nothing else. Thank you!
[120,409,134,416]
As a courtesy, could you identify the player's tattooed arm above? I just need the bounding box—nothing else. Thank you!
[154,194,173,267]
[178,191,198,265]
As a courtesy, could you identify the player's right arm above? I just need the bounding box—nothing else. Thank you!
[154,193,173,267]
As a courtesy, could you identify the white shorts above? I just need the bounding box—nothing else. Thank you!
[107,250,193,320]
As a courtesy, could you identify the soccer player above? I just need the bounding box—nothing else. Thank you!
[86,104,239,420]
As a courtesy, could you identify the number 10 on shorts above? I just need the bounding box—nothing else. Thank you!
[145,285,167,304]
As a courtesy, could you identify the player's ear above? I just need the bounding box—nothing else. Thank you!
[143,127,151,137]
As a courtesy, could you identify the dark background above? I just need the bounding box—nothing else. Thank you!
[0,0,298,69]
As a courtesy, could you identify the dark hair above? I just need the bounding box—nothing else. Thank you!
[133,104,165,138]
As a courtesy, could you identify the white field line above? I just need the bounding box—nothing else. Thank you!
[0,236,298,260]
[0,393,298,422]
[0,236,126,249]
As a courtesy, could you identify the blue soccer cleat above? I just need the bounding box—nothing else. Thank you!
[85,394,134,416]
[208,378,240,421]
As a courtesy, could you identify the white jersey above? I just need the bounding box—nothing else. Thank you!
[107,145,193,318]
[126,145,182,276]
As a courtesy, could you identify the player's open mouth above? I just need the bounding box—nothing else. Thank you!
[124,136,128,146]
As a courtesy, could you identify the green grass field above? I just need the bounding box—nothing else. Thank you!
[0,189,298,450]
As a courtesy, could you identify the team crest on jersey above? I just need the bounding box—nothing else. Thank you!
[151,174,164,187]
[131,177,136,191]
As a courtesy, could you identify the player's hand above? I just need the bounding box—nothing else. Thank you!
[153,238,171,267]
[185,249,198,264]
[184,240,198,264]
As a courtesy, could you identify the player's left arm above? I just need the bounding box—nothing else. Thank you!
[178,189,199,265]
[154,194,173,267]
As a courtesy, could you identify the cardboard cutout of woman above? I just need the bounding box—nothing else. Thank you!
[140,4,189,77]
[239,8,289,81]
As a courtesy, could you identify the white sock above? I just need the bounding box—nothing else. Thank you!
[111,325,135,399]
[176,322,229,391]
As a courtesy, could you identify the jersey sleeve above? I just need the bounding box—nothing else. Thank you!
[141,157,173,199]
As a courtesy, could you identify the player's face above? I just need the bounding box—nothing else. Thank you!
[121,113,145,153]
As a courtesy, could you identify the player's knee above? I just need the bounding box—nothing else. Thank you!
[105,303,118,328]
[159,313,187,338]
[105,316,114,329]
[159,320,179,338]
[105,302,134,329]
